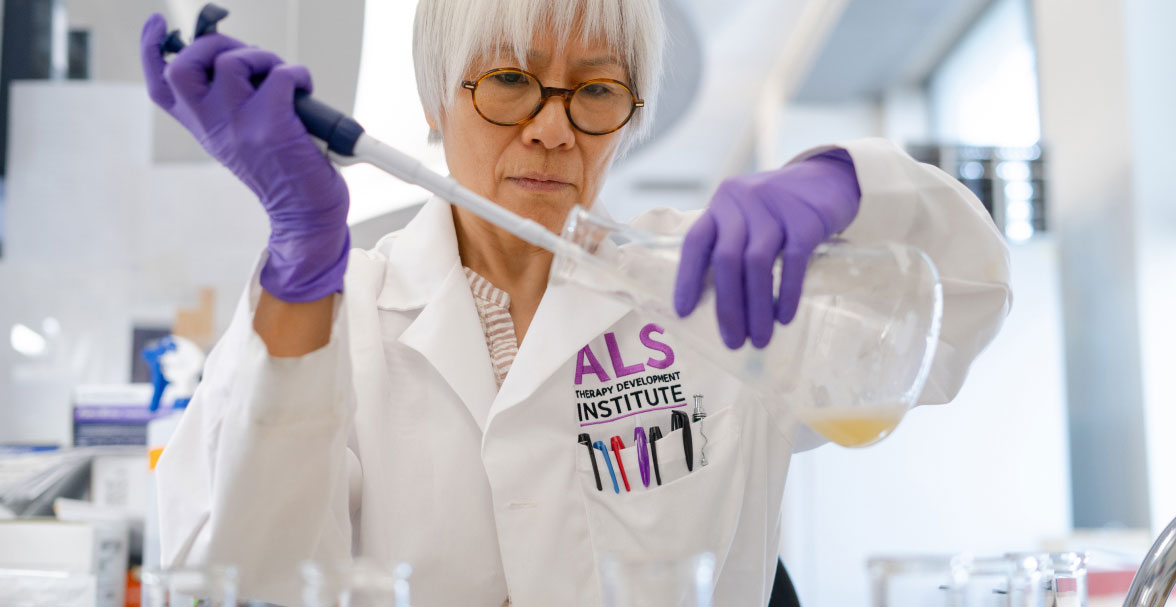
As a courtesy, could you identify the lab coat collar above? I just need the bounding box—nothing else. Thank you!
[497,199,635,414]
[373,195,635,428]
[397,263,500,430]
[375,197,499,430]
[374,197,460,311]
[488,280,632,423]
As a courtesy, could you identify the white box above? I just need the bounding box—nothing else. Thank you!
[55,499,131,607]
[0,519,95,573]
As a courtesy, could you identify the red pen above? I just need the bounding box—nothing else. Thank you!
[609,435,631,492]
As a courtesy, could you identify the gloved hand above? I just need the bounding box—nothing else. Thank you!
[673,149,861,349]
[139,14,350,303]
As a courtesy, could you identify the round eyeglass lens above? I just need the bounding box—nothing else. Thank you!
[475,70,542,124]
[570,81,634,133]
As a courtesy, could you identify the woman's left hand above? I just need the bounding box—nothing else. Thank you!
[673,149,862,349]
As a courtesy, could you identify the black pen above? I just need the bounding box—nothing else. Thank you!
[648,425,663,486]
[579,432,602,491]
[671,410,693,472]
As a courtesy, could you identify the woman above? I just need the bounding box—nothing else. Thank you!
[140,0,1011,604]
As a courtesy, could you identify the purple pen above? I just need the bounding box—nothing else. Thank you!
[634,419,651,488]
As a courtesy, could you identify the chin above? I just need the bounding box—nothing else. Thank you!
[501,195,580,232]
[534,205,577,235]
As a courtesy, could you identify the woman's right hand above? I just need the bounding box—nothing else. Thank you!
[139,13,350,303]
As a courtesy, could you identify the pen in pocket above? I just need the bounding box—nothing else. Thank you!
[671,410,693,472]
[648,425,663,486]
[578,432,602,491]
[609,436,631,492]
[593,440,620,494]
[634,422,650,488]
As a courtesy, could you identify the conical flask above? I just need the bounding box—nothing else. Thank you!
[549,205,943,447]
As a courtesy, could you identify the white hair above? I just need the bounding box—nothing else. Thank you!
[412,0,665,153]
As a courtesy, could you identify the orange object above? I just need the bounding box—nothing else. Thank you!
[125,567,141,607]
[148,447,165,471]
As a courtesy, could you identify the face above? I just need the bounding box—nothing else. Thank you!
[430,31,632,236]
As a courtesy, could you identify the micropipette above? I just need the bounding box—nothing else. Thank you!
[163,3,588,263]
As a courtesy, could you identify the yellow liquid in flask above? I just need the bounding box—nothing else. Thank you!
[798,405,908,448]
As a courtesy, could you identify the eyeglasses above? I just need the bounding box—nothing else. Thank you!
[461,67,644,136]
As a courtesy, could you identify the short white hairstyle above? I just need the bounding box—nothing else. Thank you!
[412,0,665,153]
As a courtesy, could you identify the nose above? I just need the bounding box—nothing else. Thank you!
[520,96,575,150]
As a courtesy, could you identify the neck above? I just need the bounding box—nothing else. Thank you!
[452,206,553,343]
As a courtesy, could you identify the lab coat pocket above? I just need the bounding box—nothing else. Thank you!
[576,407,746,577]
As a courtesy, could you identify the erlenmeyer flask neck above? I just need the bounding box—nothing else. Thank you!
[550,204,934,316]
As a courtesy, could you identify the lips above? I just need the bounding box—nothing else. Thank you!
[507,173,574,192]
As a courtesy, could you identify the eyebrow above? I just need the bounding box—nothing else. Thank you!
[492,45,623,69]
[576,55,623,68]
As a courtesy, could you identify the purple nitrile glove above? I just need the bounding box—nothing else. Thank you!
[139,14,350,303]
[674,149,861,350]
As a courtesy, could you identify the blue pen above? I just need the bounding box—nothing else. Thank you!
[593,440,620,494]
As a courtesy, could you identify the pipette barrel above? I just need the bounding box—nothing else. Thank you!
[351,135,572,255]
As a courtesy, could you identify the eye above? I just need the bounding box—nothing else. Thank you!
[581,83,618,98]
[490,71,532,87]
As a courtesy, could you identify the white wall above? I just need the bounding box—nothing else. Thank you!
[1033,0,1152,529]
[0,0,364,443]
[1123,0,1176,535]
[0,82,267,444]
[65,0,157,82]
[61,0,364,163]
[342,0,445,225]
[880,86,931,144]
[774,101,881,163]
[2,82,154,443]
[927,0,1040,146]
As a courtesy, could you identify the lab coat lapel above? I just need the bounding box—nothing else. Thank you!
[490,201,636,420]
[490,280,632,421]
[397,265,499,429]
[376,198,498,431]
[379,197,636,428]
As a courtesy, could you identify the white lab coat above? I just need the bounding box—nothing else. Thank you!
[156,138,1012,606]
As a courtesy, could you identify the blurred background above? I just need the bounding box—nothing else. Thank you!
[0,0,1173,604]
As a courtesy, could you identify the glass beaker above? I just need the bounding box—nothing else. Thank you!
[141,565,239,607]
[868,554,1048,607]
[550,205,943,447]
[599,552,716,607]
[299,559,411,607]
[1046,552,1088,607]
[1003,552,1088,607]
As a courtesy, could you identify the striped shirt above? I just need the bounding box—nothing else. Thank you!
[463,267,519,388]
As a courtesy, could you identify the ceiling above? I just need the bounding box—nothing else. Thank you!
[793,0,994,102]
